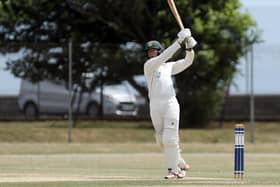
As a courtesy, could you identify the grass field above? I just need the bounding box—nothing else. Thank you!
[0,121,279,186]
[1,120,280,144]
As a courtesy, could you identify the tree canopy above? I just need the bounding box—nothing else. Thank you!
[0,0,258,127]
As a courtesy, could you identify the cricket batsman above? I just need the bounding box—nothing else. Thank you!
[144,28,196,179]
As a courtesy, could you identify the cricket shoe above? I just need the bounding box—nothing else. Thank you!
[180,163,190,171]
[178,168,186,178]
[177,163,190,178]
[164,169,184,179]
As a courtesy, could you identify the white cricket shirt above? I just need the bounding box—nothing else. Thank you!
[144,41,194,100]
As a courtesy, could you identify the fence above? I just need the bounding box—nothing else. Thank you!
[0,96,24,120]
[1,95,280,121]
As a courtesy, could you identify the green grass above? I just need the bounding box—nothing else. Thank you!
[0,121,279,186]
[0,120,280,143]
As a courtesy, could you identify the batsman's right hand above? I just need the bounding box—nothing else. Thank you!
[185,36,197,49]
[177,28,191,44]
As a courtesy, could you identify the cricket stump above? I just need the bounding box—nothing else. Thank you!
[234,124,245,179]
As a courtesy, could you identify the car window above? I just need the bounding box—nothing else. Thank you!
[123,81,141,96]
[101,84,128,94]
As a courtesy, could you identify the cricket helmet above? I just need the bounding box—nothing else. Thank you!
[144,40,164,53]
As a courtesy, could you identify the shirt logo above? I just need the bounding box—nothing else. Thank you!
[155,71,161,78]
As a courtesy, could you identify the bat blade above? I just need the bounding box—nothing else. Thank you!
[167,0,184,30]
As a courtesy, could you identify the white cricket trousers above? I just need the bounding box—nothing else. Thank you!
[149,96,183,173]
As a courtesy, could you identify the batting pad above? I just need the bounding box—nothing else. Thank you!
[162,118,179,146]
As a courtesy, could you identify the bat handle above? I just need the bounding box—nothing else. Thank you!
[179,23,184,30]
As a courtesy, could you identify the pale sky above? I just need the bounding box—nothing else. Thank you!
[242,0,280,7]
[1,0,280,95]
[0,53,21,95]
[230,0,280,94]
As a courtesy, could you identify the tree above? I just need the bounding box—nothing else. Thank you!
[0,0,258,127]
[174,0,259,127]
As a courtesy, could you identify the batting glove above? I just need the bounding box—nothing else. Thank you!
[185,36,197,49]
[177,28,191,44]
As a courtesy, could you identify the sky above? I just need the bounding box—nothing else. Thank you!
[230,0,280,94]
[1,0,280,95]
[0,53,22,95]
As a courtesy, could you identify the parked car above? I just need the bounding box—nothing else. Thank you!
[18,79,139,119]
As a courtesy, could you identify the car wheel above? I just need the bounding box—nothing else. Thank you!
[87,103,99,118]
[24,103,38,119]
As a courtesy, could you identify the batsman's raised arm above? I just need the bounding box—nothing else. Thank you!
[171,49,194,75]
[144,29,191,73]
[171,36,197,74]
[144,41,180,73]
